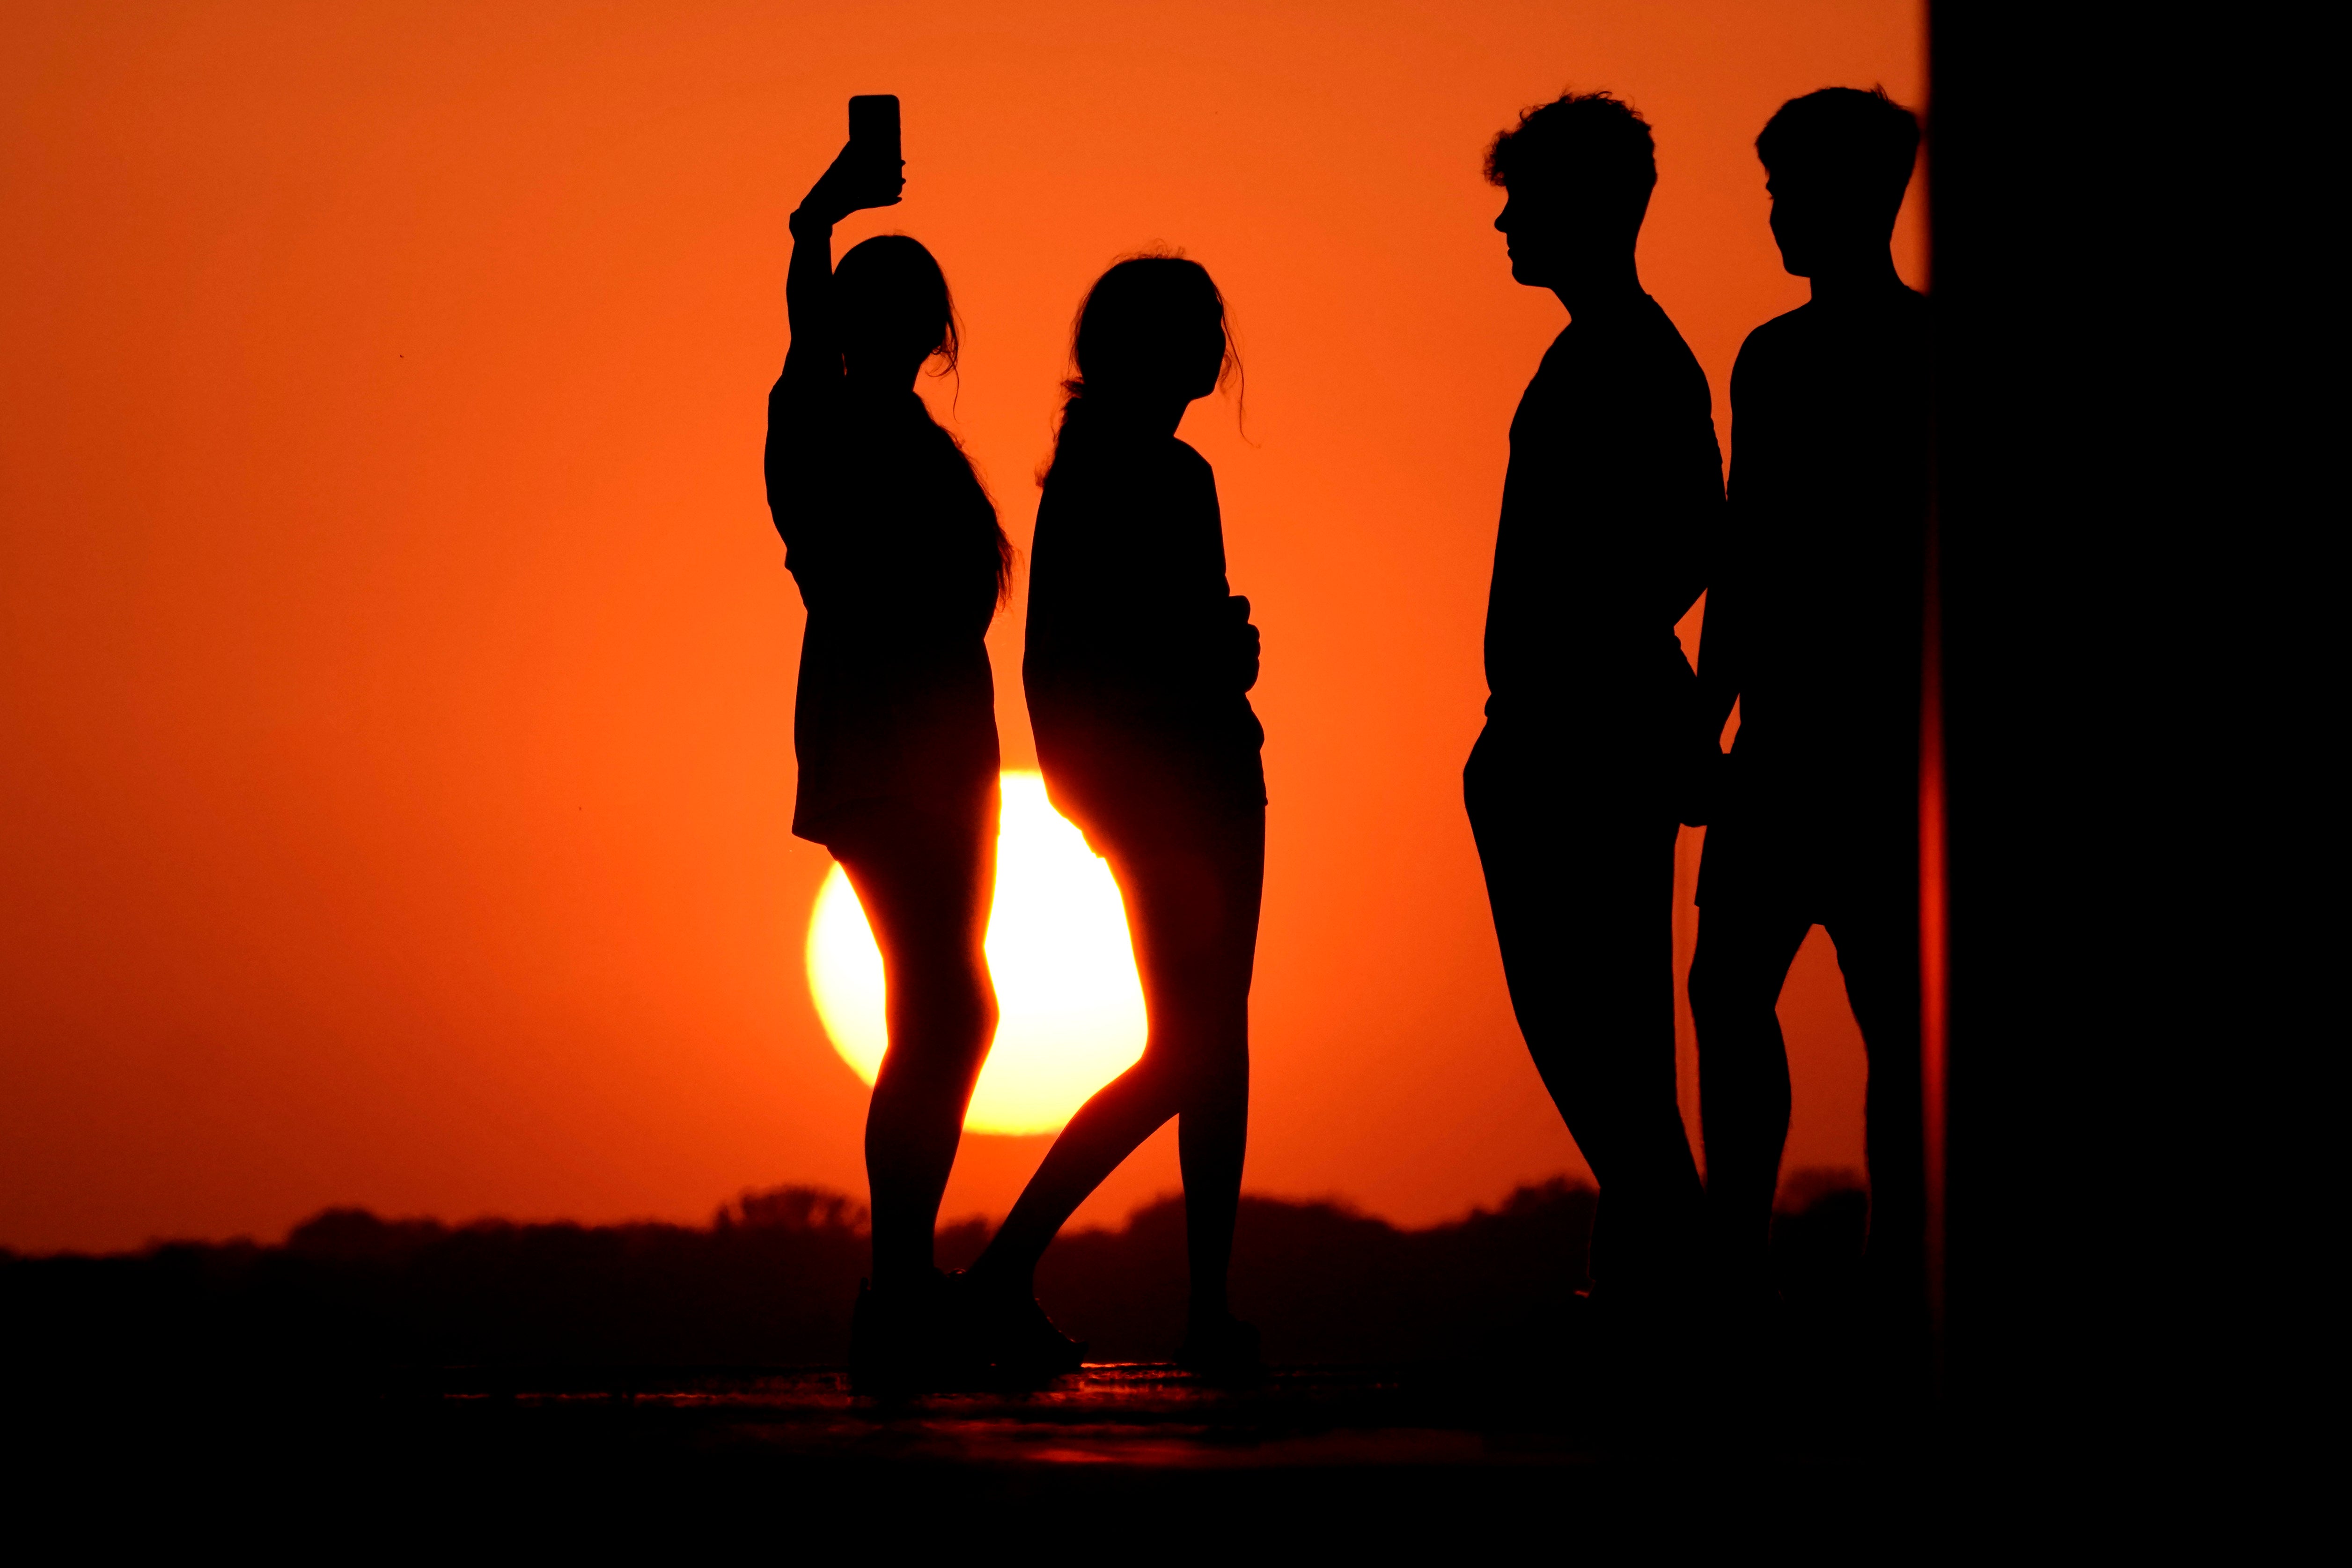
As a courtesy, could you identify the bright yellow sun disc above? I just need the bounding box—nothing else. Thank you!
[805,771,1146,1135]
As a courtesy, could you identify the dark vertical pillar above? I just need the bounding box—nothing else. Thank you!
[1932,2,2101,1437]
[1930,5,2203,1443]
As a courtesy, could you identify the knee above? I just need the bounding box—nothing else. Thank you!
[960,960,1000,1044]
[1188,1041,1249,1100]
[1136,1034,1245,1106]
[965,986,1000,1054]
[1112,1048,1187,1112]
[888,950,998,1047]
[964,944,999,1010]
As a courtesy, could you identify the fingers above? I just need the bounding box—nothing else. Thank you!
[807,146,904,217]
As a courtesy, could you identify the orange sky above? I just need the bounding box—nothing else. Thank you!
[0,0,1924,1252]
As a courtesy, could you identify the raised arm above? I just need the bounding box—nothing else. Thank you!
[766,143,905,526]
[777,206,840,400]
[774,144,901,398]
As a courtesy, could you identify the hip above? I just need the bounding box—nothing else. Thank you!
[1038,730,1265,859]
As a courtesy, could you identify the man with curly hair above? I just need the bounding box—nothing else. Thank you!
[1464,91,1722,1332]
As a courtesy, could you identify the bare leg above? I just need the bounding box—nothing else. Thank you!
[1824,891,1925,1342]
[1176,1025,1250,1319]
[973,808,1264,1316]
[836,796,1000,1296]
[1687,896,1811,1287]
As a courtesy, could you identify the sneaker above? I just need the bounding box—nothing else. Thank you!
[957,1273,1087,1378]
[1176,1311,1263,1382]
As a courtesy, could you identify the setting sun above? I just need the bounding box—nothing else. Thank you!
[806,772,1147,1134]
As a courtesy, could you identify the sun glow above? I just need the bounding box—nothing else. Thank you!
[806,771,1147,1135]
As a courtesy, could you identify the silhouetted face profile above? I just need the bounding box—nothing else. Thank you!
[1754,88,1919,280]
[1485,92,1657,295]
[1068,256,1233,409]
[832,234,958,388]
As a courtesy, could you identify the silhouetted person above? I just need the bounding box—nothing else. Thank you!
[1463,93,1722,1319]
[1688,88,1928,1360]
[965,256,1266,1377]
[765,137,1013,1390]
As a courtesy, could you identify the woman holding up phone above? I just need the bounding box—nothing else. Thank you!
[765,104,1012,1391]
[964,256,1267,1378]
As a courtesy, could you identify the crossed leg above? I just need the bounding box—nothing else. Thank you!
[972,806,1265,1325]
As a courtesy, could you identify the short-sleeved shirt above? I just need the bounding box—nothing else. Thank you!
[1700,287,1930,904]
[1479,293,1723,796]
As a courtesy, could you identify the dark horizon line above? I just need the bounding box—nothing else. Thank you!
[1,1165,1869,1264]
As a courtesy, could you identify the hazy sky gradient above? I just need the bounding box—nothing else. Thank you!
[1,0,1923,1251]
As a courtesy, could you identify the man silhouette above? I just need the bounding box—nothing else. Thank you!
[1689,88,1928,1355]
[1465,93,1721,1319]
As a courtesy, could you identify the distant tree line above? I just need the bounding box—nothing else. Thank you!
[0,1174,1867,1378]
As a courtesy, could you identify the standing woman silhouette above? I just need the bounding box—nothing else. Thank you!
[765,136,1012,1388]
[966,257,1266,1377]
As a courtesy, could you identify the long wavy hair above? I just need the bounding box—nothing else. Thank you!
[834,233,962,376]
[835,234,1013,601]
[1041,251,1242,484]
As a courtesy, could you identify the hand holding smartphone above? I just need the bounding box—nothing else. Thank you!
[796,95,904,227]
[846,94,903,206]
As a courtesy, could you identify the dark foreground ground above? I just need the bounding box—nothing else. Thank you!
[8,1354,1973,1546]
[1,1178,1990,1541]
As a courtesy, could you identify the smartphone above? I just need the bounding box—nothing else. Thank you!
[848,95,901,168]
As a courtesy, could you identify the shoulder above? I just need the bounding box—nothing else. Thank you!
[1165,439,1218,503]
[1507,328,1577,421]
[769,367,846,429]
[1040,432,1109,500]
[904,397,963,446]
[1035,454,1086,516]
[1528,325,1578,382]
[1739,303,1813,359]
[1168,437,1214,479]
[1732,304,1812,391]
[1036,437,1118,539]
[1632,299,1714,404]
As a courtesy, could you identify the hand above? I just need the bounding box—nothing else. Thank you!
[797,141,904,228]
[1223,595,1260,693]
